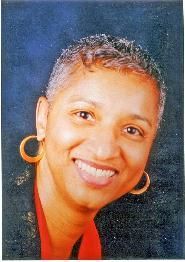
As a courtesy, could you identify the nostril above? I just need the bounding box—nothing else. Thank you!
[84,134,121,162]
[94,143,120,160]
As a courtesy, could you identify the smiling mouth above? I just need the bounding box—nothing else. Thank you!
[75,159,116,177]
[74,158,118,187]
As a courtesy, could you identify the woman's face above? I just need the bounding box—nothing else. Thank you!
[37,68,159,211]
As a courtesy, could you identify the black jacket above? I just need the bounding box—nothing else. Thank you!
[3,164,40,259]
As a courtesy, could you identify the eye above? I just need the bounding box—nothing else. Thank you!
[75,111,94,121]
[123,126,143,136]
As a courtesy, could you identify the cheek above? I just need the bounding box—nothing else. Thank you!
[46,116,84,156]
[114,140,153,197]
[121,139,153,171]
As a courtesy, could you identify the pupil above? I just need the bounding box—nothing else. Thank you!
[128,127,135,134]
[81,112,88,119]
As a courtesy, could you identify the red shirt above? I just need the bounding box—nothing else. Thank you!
[34,182,102,259]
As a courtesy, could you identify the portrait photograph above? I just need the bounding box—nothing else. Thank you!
[2,0,184,259]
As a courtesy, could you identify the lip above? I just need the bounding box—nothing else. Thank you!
[73,158,118,188]
[73,158,119,173]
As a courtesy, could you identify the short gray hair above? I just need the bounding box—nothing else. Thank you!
[46,34,166,123]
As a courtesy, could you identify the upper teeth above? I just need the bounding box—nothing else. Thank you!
[75,159,116,177]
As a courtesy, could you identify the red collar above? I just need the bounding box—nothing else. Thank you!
[34,181,102,259]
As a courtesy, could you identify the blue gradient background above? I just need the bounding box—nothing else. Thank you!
[2,0,184,259]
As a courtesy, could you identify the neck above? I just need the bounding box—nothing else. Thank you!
[36,157,97,259]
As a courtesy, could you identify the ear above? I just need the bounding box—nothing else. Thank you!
[36,96,49,141]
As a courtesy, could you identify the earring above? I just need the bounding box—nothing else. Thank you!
[20,135,44,163]
[130,171,150,195]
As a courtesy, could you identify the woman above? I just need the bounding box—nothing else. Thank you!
[19,34,166,259]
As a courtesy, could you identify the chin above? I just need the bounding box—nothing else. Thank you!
[67,186,119,212]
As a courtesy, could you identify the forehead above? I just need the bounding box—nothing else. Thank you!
[57,67,159,101]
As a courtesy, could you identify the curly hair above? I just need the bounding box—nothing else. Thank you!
[46,34,166,123]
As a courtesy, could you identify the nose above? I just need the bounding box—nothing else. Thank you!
[88,128,121,161]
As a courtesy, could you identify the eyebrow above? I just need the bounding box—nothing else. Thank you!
[128,114,152,128]
[69,95,152,127]
[69,95,103,107]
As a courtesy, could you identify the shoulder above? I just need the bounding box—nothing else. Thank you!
[3,164,41,259]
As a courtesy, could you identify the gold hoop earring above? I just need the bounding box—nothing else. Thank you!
[20,135,44,163]
[130,171,150,195]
